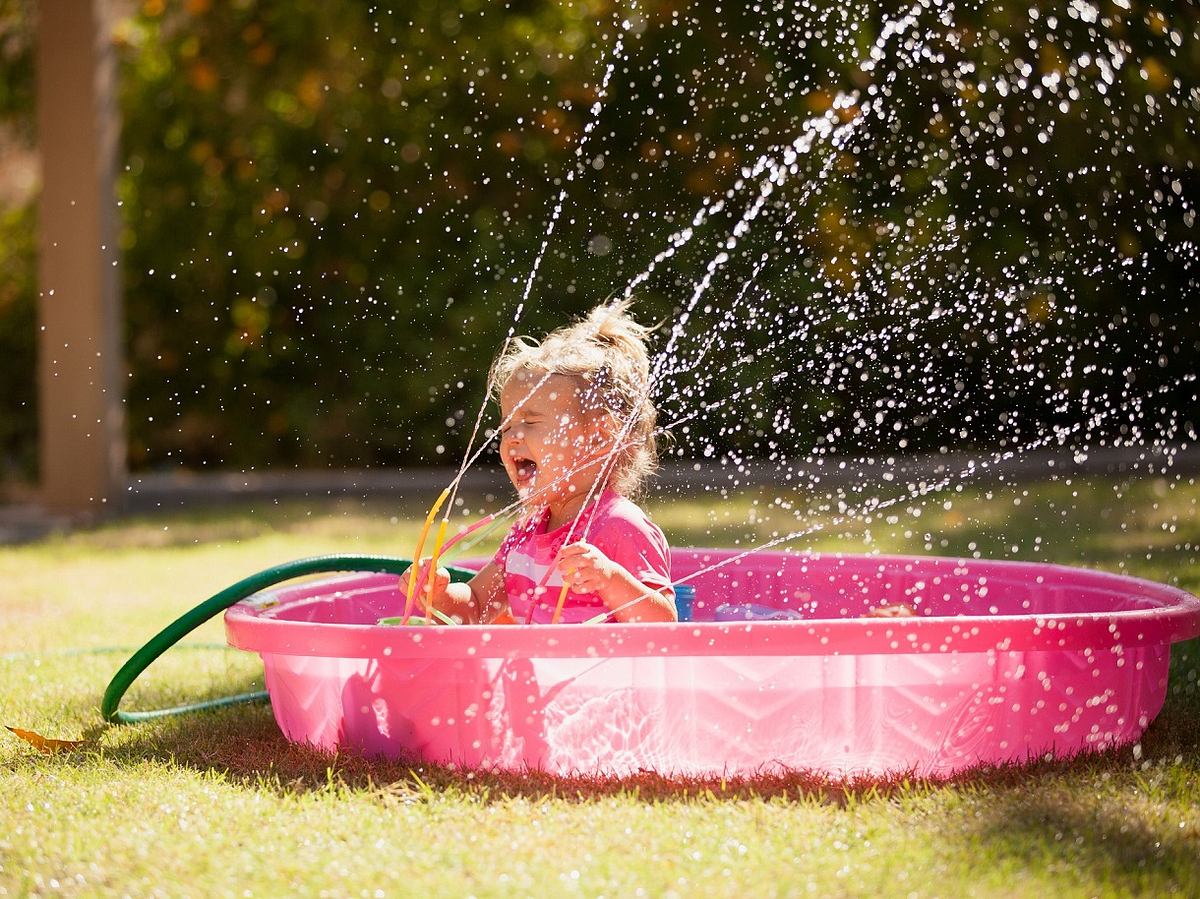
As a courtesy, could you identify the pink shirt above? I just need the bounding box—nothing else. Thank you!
[493,490,674,624]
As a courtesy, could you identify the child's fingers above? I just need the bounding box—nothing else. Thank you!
[570,573,603,593]
[406,555,433,578]
[408,556,432,585]
[558,543,602,568]
[557,556,593,577]
[406,559,448,603]
[423,566,450,592]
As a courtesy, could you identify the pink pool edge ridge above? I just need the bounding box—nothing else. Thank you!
[224,549,1200,778]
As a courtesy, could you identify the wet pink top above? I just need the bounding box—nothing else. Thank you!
[493,490,674,623]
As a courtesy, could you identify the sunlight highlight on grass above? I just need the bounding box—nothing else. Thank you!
[2,479,1198,895]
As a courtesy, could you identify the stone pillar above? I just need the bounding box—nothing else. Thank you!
[36,0,125,514]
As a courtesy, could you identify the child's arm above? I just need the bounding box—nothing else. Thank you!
[556,541,677,623]
[410,560,508,624]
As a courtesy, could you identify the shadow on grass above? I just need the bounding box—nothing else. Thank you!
[961,787,1200,890]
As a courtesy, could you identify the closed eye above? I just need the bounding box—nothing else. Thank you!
[513,417,542,430]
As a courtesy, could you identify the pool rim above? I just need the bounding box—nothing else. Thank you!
[224,550,1200,660]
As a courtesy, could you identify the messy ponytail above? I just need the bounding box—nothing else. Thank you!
[488,300,659,497]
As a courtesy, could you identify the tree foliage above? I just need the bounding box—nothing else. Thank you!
[0,0,1196,475]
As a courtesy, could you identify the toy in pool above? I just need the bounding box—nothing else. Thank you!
[103,548,1200,778]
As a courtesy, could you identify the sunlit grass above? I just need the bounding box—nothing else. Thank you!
[2,476,1199,896]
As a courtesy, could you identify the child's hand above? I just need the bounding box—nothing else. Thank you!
[865,603,916,618]
[405,557,451,614]
[556,541,619,594]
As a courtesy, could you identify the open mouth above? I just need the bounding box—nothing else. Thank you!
[511,455,538,487]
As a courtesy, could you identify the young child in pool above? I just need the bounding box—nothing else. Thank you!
[416,301,676,624]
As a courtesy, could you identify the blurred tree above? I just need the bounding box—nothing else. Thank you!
[0,0,1195,476]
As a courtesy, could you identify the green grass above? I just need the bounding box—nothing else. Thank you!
[2,477,1200,896]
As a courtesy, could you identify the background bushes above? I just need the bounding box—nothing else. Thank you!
[0,0,1196,476]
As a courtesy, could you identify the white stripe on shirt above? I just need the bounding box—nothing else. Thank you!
[505,547,564,588]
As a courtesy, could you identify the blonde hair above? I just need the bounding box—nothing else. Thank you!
[488,300,659,497]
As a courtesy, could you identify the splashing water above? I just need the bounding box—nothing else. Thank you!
[398,0,1197,616]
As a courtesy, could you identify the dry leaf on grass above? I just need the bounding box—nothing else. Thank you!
[5,725,87,753]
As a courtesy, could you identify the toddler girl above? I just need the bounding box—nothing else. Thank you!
[417,301,676,624]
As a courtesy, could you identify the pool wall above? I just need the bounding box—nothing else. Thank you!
[225,550,1200,777]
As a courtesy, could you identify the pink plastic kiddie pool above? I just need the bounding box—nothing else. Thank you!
[220,549,1200,778]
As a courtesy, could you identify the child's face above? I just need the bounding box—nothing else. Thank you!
[498,370,610,505]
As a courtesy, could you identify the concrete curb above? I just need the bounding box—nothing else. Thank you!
[120,444,1199,506]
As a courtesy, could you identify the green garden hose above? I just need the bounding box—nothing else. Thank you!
[100,554,476,724]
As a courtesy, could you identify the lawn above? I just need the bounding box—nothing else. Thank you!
[2,475,1199,897]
